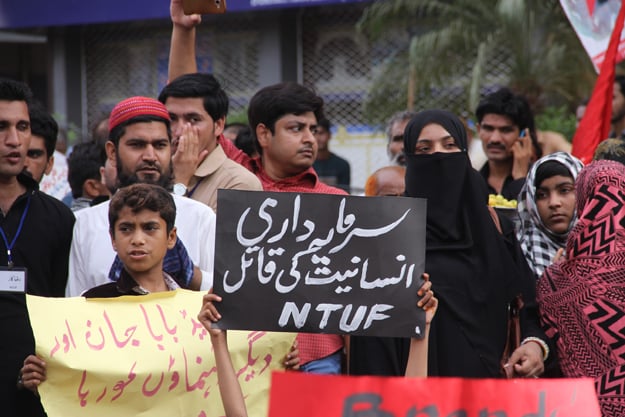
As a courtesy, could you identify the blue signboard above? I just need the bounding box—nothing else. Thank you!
[0,0,367,30]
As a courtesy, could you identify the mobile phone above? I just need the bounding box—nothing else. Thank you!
[182,0,227,14]
[519,129,526,138]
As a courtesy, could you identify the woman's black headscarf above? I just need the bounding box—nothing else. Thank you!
[404,110,478,250]
[403,109,534,377]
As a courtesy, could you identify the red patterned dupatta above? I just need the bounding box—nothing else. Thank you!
[538,160,625,416]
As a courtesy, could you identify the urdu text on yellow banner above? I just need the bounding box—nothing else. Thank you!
[27,289,295,417]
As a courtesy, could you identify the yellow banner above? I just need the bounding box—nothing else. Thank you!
[27,289,295,417]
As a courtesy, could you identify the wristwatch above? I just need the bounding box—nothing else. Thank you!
[173,183,188,196]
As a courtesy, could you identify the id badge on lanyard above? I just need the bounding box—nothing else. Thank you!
[0,194,31,289]
[0,267,27,293]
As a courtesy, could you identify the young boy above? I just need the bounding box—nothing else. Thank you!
[83,183,179,296]
[20,183,248,416]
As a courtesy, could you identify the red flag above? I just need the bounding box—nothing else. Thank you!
[586,0,595,17]
[571,0,625,164]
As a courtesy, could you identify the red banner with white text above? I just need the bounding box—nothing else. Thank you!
[268,372,601,417]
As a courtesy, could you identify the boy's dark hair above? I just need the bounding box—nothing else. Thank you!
[158,73,229,122]
[0,78,33,102]
[475,87,542,158]
[108,115,172,147]
[109,183,176,236]
[248,82,324,155]
[68,142,106,198]
[29,101,58,158]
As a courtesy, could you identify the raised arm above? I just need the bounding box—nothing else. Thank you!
[198,292,248,417]
[405,274,437,378]
[169,0,201,81]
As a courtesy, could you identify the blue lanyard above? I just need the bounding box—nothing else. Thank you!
[0,194,31,267]
[186,177,205,199]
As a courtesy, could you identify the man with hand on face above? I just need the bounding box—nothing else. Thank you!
[158,73,261,212]
[476,88,541,201]
[66,96,216,297]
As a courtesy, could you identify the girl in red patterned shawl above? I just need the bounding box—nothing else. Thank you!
[537,160,625,416]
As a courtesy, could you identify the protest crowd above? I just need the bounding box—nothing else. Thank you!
[1,0,625,416]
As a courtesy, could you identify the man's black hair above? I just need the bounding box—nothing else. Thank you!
[158,73,229,123]
[247,82,324,155]
[0,78,33,102]
[29,101,58,158]
[476,87,542,159]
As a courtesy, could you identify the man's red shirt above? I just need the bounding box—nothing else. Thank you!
[219,136,345,365]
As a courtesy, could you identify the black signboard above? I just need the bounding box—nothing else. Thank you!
[213,190,427,338]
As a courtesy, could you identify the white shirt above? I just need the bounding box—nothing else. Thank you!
[66,193,216,296]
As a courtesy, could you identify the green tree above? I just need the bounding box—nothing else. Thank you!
[358,0,595,124]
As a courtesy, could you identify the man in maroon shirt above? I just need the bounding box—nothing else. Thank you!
[217,82,346,374]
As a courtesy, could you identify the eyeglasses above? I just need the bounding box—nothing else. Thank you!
[391,135,403,142]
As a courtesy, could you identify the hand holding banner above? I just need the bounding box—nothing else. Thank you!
[27,289,295,417]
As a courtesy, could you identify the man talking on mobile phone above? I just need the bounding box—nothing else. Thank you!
[475,88,542,201]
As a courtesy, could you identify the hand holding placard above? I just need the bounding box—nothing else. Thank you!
[213,190,428,338]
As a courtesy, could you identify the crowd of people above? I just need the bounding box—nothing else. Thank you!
[3,0,625,416]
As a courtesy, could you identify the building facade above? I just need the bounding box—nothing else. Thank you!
[0,0,414,190]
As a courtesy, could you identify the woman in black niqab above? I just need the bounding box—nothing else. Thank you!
[404,110,546,377]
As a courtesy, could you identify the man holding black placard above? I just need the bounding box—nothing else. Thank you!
[168,0,349,373]
[217,83,348,374]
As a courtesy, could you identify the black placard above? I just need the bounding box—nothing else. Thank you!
[213,190,427,338]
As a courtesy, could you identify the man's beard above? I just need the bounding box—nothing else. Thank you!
[116,156,173,191]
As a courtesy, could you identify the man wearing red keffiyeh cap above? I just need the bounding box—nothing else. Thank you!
[107,96,171,133]
[65,96,217,298]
